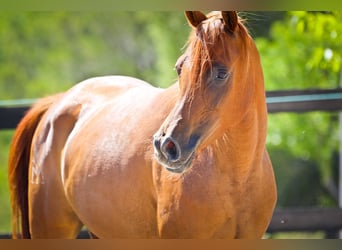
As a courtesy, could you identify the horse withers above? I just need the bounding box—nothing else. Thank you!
[8,11,276,238]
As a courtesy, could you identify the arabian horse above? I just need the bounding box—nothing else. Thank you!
[8,11,276,238]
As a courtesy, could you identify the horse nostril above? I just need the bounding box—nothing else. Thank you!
[161,138,180,162]
[166,140,177,157]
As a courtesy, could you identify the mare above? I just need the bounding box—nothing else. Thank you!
[8,11,276,238]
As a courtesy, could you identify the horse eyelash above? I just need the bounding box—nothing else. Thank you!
[175,65,182,76]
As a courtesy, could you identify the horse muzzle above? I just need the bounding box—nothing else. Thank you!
[153,133,197,173]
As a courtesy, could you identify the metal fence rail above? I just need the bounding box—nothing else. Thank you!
[266,88,342,113]
[2,88,342,130]
[268,207,342,234]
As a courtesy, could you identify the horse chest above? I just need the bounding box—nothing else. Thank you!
[158,192,235,238]
[154,163,240,238]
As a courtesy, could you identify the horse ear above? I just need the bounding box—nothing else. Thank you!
[221,11,238,33]
[185,11,207,28]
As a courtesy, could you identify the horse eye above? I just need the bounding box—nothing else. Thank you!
[214,68,229,81]
[175,55,187,77]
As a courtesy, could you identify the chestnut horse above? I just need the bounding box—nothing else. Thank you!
[8,11,276,238]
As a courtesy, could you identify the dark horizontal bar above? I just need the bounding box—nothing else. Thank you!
[267,88,342,97]
[266,88,342,113]
[267,207,342,233]
[1,88,342,130]
[0,230,91,239]
[0,107,29,130]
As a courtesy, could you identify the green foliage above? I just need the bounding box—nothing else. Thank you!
[135,12,190,87]
[270,148,335,207]
[267,112,339,184]
[0,12,189,101]
[256,11,342,207]
[0,131,13,233]
[257,11,342,91]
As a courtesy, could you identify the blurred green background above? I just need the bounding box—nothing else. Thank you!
[0,11,341,238]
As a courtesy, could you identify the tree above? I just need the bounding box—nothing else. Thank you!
[256,11,342,207]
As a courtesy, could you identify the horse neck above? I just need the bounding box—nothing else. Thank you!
[212,75,268,178]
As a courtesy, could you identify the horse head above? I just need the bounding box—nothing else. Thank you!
[153,11,266,173]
